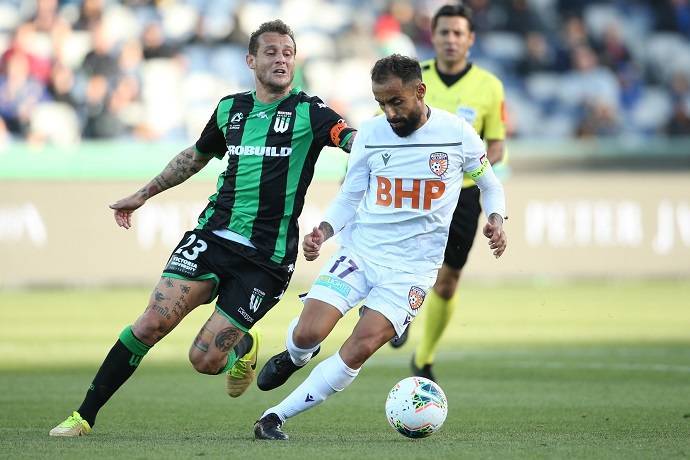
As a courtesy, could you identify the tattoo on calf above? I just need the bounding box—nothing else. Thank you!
[192,322,214,353]
[180,285,191,295]
[154,290,166,302]
[165,278,174,288]
[214,327,240,352]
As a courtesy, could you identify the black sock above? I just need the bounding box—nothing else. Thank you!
[233,333,253,359]
[77,326,150,427]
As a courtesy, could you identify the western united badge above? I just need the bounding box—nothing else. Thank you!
[274,110,292,133]
[429,152,448,177]
[249,288,266,313]
[408,286,426,310]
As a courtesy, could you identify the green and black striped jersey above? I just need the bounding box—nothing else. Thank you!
[194,88,352,266]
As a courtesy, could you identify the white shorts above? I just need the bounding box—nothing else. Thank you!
[305,246,435,338]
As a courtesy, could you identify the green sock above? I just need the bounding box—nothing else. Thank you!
[219,351,238,374]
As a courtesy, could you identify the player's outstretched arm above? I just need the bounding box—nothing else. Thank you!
[110,146,213,229]
[483,213,507,258]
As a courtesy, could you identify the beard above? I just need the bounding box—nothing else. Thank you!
[389,108,422,137]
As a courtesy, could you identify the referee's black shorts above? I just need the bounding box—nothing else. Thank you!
[443,185,482,270]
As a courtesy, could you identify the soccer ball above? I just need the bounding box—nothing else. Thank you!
[385,376,448,438]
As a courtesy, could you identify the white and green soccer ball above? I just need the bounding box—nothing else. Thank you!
[385,376,448,438]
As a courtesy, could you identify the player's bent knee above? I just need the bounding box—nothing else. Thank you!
[292,326,324,349]
[342,339,380,369]
[188,350,224,375]
[435,283,456,300]
[435,273,460,299]
[131,317,168,345]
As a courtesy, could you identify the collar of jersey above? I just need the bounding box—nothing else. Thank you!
[433,60,473,87]
[252,86,301,108]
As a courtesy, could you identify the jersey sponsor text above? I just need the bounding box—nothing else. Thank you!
[226,145,293,157]
[375,176,446,210]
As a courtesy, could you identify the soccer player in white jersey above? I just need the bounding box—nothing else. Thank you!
[253,54,507,440]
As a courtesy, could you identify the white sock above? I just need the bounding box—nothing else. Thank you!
[286,317,320,366]
[263,352,359,422]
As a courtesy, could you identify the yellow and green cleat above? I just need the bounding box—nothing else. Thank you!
[49,411,92,437]
[226,328,261,398]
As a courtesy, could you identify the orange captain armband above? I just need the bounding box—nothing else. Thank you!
[330,119,349,147]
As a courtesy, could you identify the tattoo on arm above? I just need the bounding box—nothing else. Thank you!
[318,221,334,242]
[138,147,212,200]
[214,327,241,352]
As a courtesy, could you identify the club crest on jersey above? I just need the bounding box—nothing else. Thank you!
[249,288,265,313]
[274,110,292,133]
[408,286,426,310]
[429,152,448,177]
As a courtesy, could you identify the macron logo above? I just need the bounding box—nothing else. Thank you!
[382,152,391,165]
[305,393,315,402]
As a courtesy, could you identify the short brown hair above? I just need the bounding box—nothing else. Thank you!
[248,19,296,55]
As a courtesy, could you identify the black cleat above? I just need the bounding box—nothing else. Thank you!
[389,324,411,348]
[411,354,436,382]
[257,346,320,391]
[254,413,288,440]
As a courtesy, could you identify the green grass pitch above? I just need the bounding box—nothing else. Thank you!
[1,280,689,459]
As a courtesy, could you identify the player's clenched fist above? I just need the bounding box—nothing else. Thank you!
[303,226,325,261]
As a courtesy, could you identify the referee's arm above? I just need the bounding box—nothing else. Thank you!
[486,139,504,165]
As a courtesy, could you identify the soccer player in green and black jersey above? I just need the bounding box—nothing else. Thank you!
[50,19,356,437]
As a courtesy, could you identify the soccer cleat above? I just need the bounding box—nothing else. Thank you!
[226,328,261,398]
[410,354,437,383]
[257,346,320,391]
[389,323,411,348]
[254,413,288,440]
[49,411,92,437]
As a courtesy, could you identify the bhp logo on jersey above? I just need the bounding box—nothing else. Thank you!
[375,176,445,210]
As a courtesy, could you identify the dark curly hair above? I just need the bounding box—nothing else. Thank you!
[370,54,422,84]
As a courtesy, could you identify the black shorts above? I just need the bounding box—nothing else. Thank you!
[443,185,482,270]
[162,230,292,332]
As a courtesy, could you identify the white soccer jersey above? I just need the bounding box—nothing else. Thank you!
[324,107,504,277]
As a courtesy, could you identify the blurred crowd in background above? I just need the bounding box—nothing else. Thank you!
[1,0,690,147]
